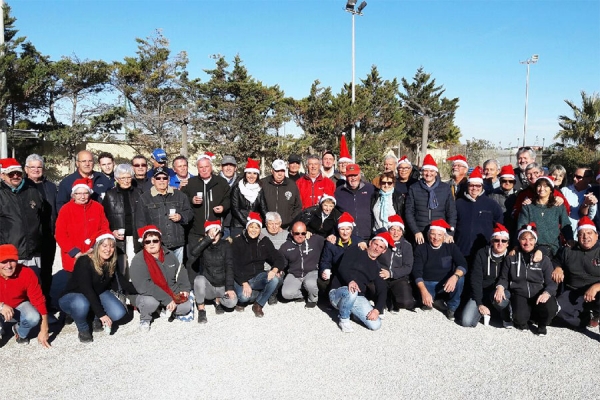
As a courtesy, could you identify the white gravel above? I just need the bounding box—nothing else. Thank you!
[1,251,598,399]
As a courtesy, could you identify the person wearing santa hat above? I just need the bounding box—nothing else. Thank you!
[377,215,415,312]
[296,155,335,209]
[412,219,467,321]
[328,232,393,332]
[318,212,367,297]
[490,165,519,241]
[294,194,342,240]
[229,158,268,238]
[554,216,600,331]
[395,155,418,196]
[0,244,50,347]
[0,157,45,279]
[331,133,353,188]
[56,178,110,274]
[460,223,512,328]
[230,212,284,317]
[130,225,192,332]
[405,154,457,246]
[454,166,503,258]
[446,154,469,199]
[59,231,136,342]
[188,220,237,323]
[495,223,558,335]
[517,175,573,257]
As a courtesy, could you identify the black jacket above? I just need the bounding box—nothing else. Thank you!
[260,176,302,229]
[470,246,506,306]
[189,236,235,290]
[497,251,557,298]
[0,179,44,259]
[294,205,342,238]
[229,181,269,229]
[182,174,231,236]
[231,231,285,284]
[377,237,414,280]
[405,178,457,237]
[279,234,325,278]
[102,185,143,253]
[31,177,57,237]
[553,242,600,290]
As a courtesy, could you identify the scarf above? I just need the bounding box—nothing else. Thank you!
[239,180,260,204]
[143,248,179,302]
[419,178,440,210]
[378,189,394,229]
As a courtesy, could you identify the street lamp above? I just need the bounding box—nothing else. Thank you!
[520,54,539,147]
[345,0,367,162]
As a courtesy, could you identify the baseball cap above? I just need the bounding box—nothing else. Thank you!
[153,167,169,178]
[221,155,237,166]
[288,154,302,164]
[346,164,361,176]
[152,148,167,163]
[272,159,286,171]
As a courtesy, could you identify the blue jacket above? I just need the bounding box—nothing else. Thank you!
[334,181,375,240]
[454,194,503,257]
[319,233,365,273]
[405,178,456,237]
[56,171,113,212]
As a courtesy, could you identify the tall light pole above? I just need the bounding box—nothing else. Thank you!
[0,0,7,158]
[345,0,366,162]
[520,54,538,147]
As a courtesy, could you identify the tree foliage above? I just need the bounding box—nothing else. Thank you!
[554,91,600,148]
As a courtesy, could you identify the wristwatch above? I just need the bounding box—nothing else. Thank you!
[454,273,461,280]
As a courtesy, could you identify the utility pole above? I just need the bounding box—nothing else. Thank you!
[0,0,7,158]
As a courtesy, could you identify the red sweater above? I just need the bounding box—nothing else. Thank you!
[0,265,47,315]
[55,200,109,272]
[296,174,335,209]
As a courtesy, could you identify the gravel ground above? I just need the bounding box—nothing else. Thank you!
[1,252,599,399]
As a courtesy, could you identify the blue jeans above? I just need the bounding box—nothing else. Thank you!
[329,287,381,331]
[0,301,41,338]
[461,289,511,327]
[170,246,184,266]
[234,272,280,307]
[59,291,127,333]
[423,278,465,312]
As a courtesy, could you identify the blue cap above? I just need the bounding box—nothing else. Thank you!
[152,148,167,162]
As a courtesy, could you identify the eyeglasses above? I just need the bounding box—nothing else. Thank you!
[380,181,394,186]
[133,163,147,168]
[154,176,168,181]
[118,177,132,180]
[74,192,90,196]
[500,180,515,184]
[492,239,509,243]
[468,184,482,188]
[26,166,42,169]
[6,171,23,178]
[144,239,160,244]
[398,167,411,171]
[292,232,307,236]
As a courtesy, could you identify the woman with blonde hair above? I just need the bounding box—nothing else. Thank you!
[59,230,135,343]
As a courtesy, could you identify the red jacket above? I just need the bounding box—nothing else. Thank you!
[55,200,109,272]
[0,265,47,315]
[296,174,335,209]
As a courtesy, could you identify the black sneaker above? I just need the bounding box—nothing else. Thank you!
[268,294,278,305]
[78,331,93,343]
[12,325,29,344]
[433,299,448,312]
[92,319,103,332]
[537,325,547,336]
[235,305,245,312]
[197,309,207,324]
[64,314,74,325]
[214,304,225,315]
[445,310,455,321]
[305,301,317,309]
[420,305,433,311]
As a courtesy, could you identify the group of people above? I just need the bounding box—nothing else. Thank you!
[1,137,599,346]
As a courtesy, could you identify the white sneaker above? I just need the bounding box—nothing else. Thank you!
[338,318,354,333]
[139,320,151,332]
[503,320,513,329]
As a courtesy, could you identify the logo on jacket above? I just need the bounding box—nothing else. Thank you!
[29,200,37,209]
[285,191,292,200]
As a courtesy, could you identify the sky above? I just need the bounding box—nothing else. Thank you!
[7,0,600,149]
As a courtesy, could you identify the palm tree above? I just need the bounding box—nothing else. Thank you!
[554,91,600,148]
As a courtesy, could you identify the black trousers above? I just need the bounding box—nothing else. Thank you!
[511,293,558,327]
[387,277,416,309]
[557,286,600,328]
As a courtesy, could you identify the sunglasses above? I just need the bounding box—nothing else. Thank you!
[492,239,509,243]
[500,180,515,184]
[144,239,160,244]
[380,181,394,186]
[7,171,23,177]
[133,163,147,168]
[574,175,584,180]
[154,176,168,181]
[292,232,307,236]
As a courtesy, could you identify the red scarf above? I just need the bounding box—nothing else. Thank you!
[143,248,179,302]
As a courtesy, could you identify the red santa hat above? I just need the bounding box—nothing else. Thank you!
[197,151,216,163]
[499,165,516,180]
[577,216,597,233]
[491,223,510,239]
[319,194,336,206]
[244,158,260,174]
[204,220,222,233]
[429,219,451,232]
[421,154,438,172]
[371,231,395,249]
[337,212,355,229]
[468,166,484,184]
[0,158,22,173]
[71,178,93,194]
[94,229,116,246]
[338,133,353,163]
[518,222,538,241]
[536,175,555,188]
[447,154,468,168]
[246,211,263,228]
[397,156,411,168]
[387,215,405,231]
[138,225,162,243]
